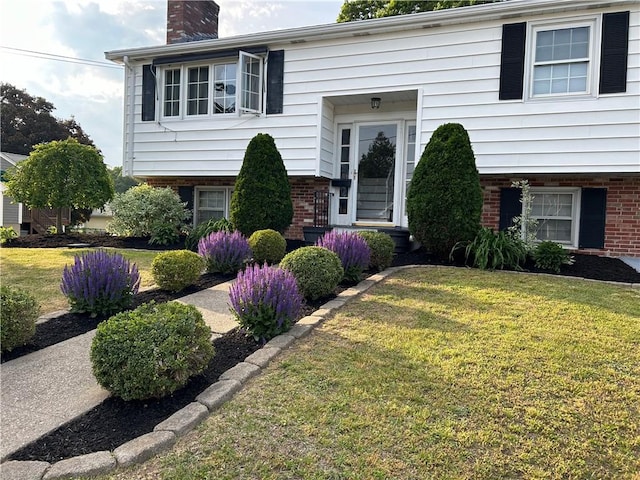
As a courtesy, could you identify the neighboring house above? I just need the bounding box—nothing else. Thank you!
[1,152,25,233]
[76,206,113,233]
[105,0,640,256]
[0,151,71,234]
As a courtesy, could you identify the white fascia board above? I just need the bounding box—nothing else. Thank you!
[105,0,636,63]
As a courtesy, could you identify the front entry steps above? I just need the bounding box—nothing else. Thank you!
[303,225,412,253]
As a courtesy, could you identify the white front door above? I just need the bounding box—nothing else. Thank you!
[354,123,398,223]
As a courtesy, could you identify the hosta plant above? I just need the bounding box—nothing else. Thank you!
[198,230,251,274]
[317,230,370,283]
[60,250,140,316]
[532,241,575,273]
[451,227,527,271]
[229,263,303,342]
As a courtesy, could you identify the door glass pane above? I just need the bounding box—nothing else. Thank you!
[356,124,397,222]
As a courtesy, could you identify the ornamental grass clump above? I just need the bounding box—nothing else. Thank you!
[229,263,302,342]
[317,230,370,283]
[198,230,251,274]
[60,250,140,317]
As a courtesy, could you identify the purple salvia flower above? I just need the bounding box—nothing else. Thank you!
[317,231,370,283]
[60,250,140,317]
[229,263,302,342]
[198,230,251,274]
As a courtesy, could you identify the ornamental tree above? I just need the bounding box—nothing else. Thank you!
[406,123,482,258]
[5,138,114,232]
[230,133,293,236]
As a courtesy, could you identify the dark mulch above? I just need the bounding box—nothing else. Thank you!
[9,329,262,463]
[4,233,639,463]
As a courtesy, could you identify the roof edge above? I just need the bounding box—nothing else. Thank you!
[105,0,638,62]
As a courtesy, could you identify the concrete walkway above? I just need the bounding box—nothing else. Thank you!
[0,280,238,461]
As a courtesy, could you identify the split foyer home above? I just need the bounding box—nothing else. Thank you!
[105,0,640,257]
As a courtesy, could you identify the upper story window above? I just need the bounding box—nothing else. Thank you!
[533,26,590,95]
[163,69,180,117]
[187,66,209,116]
[160,51,264,119]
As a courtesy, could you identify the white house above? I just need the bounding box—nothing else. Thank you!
[105,0,640,256]
[0,152,25,233]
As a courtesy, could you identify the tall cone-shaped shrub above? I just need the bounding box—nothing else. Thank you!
[407,123,482,259]
[230,133,293,236]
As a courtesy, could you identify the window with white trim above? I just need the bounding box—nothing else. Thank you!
[163,68,180,117]
[195,188,232,225]
[530,189,580,245]
[530,20,594,98]
[187,66,209,116]
[159,51,265,119]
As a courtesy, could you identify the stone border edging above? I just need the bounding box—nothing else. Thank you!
[1,265,637,480]
[0,267,402,480]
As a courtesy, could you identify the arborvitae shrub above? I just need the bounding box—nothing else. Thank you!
[184,217,232,252]
[280,246,343,301]
[248,229,287,265]
[317,231,370,283]
[151,250,204,292]
[230,133,293,236]
[60,250,140,316]
[407,123,482,259]
[0,286,39,353]
[229,263,303,342]
[90,301,214,401]
[532,241,574,273]
[357,231,395,271]
[198,230,251,274]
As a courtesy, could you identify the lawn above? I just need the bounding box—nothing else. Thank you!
[101,267,640,480]
[0,248,159,314]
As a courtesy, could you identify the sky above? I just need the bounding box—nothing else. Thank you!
[0,0,343,167]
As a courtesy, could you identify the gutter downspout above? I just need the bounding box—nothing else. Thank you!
[122,55,135,176]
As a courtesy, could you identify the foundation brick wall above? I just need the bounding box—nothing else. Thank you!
[481,176,640,257]
[145,176,330,241]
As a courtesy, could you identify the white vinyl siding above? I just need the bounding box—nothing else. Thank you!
[123,6,639,178]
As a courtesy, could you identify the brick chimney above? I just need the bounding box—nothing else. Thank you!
[167,0,219,44]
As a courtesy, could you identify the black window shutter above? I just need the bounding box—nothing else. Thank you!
[579,188,607,249]
[599,11,630,94]
[499,187,521,230]
[266,50,284,115]
[499,22,526,100]
[142,64,156,121]
[178,186,194,213]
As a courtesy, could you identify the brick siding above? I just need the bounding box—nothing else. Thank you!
[481,176,640,257]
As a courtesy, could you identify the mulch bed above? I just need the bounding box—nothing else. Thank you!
[3,233,639,463]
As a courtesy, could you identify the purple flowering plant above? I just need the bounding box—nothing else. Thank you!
[198,230,251,274]
[317,230,371,283]
[60,250,140,317]
[229,263,303,342]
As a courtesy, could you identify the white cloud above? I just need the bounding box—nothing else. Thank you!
[0,0,342,166]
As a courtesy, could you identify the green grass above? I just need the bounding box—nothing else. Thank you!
[0,248,159,314]
[100,268,640,480]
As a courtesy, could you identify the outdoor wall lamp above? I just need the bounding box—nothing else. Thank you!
[370,97,381,109]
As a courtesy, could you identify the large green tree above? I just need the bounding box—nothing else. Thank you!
[5,138,114,232]
[230,133,293,236]
[406,123,482,258]
[109,166,139,194]
[337,0,501,22]
[1,83,94,155]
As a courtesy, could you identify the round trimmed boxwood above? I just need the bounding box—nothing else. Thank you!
[357,231,395,271]
[90,301,214,401]
[0,286,39,353]
[279,246,343,301]
[248,229,287,265]
[151,250,204,292]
